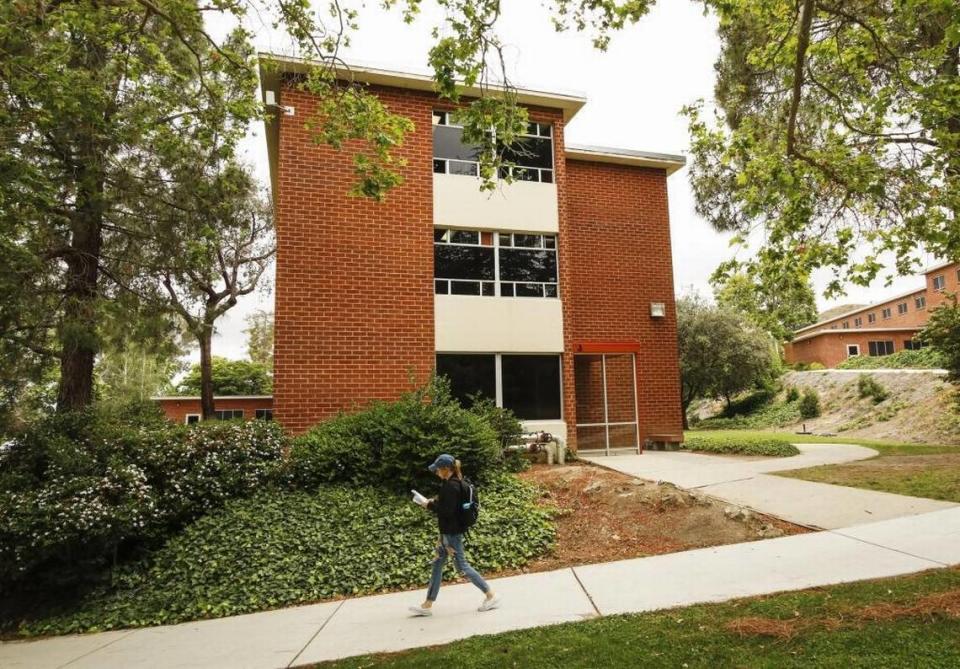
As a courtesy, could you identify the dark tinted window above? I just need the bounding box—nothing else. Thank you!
[435,245,494,280]
[437,355,496,405]
[499,249,557,283]
[501,355,561,420]
[501,136,553,170]
[514,282,544,297]
[450,281,481,295]
[186,415,200,424]
[868,340,894,356]
[433,125,482,162]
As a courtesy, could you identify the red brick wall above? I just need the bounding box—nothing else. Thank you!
[926,263,960,310]
[561,160,683,448]
[784,329,922,368]
[155,397,273,424]
[273,81,436,433]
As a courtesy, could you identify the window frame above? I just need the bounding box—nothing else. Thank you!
[897,302,908,315]
[868,340,895,357]
[434,228,559,299]
[574,353,640,455]
[854,317,862,328]
[915,296,926,310]
[185,414,200,425]
[847,344,860,357]
[867,313,876,324]
[213,409,244,421]
[255,409,273,421]
[934,274,946,291]
[881,307,892,319]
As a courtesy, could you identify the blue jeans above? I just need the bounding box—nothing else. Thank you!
[426,533,489,602]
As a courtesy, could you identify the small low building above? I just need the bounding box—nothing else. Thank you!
[152,396,274,424]
[784,261,958,368]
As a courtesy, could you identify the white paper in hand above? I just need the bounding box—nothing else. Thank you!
[411,490,429,507]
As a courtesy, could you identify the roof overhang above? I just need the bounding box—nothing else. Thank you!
[151,396,274,401]
[790,327,921,344]
[565,144,686,176]
[793,288,928,335]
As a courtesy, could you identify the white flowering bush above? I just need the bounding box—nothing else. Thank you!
[0,409,287,588]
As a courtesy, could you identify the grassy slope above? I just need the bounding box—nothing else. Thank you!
[318,567,960,669]
[686,430,960,503]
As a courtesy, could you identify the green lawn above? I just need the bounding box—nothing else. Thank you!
[686,430,960,503]
[316,567,960,668]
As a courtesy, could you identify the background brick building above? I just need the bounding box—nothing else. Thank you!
[785,261,958,368]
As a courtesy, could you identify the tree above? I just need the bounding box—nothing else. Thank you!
[95,342,186,406]
[685,1,960,297]
[677,294,777,428]
[146,162,275,419]
[921,295,960,383]
[713,269,818,341]
[177,357,272,397]
[245,310,274,369]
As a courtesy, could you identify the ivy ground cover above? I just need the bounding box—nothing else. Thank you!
[12,475,554,637]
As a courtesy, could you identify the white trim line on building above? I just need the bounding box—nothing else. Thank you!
[794,288,928,335]
[791,327,922,344]
[565,144,686,176]
[151,395,274,401]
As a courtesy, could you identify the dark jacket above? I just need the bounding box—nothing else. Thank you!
[427,477,465,535]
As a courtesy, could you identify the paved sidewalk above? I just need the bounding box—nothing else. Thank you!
[585,444,957,528]
[3,444,959,669]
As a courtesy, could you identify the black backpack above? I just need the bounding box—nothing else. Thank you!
[458,478,480,531]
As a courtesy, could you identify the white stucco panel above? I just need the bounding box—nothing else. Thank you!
[435,296,564,353]
[433,174,559,232]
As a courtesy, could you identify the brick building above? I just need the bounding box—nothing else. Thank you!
[256,55,686,453]
[784,261,959,368]
[153,396,273,424]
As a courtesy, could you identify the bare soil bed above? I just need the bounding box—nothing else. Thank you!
[514,462,807,571]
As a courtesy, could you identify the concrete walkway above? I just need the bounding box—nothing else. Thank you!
[585,444,957,528]
[3,444,960,669]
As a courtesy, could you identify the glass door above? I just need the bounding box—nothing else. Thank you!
[574,353,639,454]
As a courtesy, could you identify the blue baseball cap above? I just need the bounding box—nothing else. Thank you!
[428,454,456,473]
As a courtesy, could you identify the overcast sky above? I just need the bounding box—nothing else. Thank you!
[205,0,939,361]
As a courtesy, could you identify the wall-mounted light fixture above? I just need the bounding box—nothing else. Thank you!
[263,90,295,116]
[650,302,666,318]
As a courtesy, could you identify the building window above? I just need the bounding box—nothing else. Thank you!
[501,355,562,420]
[934,274,946,291]
[436,354,497,405]
[214,409,244,420]
[867,313,876,324]
[881,307,892,319]
[897,302,908,315]
[842,321,849,329]
[868,340,895,356]
[904,339,925,351]
[916,296,926,310]
[432,112,554,183]
[847,344,860,357]
[185,414,200,425]
[830,324,838,330]
[434,228,558,298]
[854,317,862,327]
[255,409,274,421]
[435,353,561,421]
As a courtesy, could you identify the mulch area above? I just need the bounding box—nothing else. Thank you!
[509,461,807,573]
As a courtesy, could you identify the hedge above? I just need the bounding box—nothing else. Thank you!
[836,348,946,370]
[682,434,800,457]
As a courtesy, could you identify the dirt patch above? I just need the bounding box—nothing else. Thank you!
[514,462,807,571]
[724,588,960,640]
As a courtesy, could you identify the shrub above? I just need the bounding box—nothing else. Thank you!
[682,434,799,457]
[722,387,775,417]
[799,389,821,418]
[466,395,523,450]
[809,362,826,370]
[694,400,800,430]
[0,410,286,588]
[289,377,501,493]
[857,374,890,403]
[16,476,555,635]
[836,347,947,370]
[785,386,800,402]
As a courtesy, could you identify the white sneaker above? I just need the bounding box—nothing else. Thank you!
[408,605,433,617]
[478,596,501,612]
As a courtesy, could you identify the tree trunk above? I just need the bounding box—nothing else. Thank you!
[681,403,690,430]
[198,327,215,419]
[56,183,104,412]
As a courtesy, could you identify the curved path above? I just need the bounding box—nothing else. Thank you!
[584,444,956,529]
[2,443,959,669]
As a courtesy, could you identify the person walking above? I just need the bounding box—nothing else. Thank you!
[409,453,500,616]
